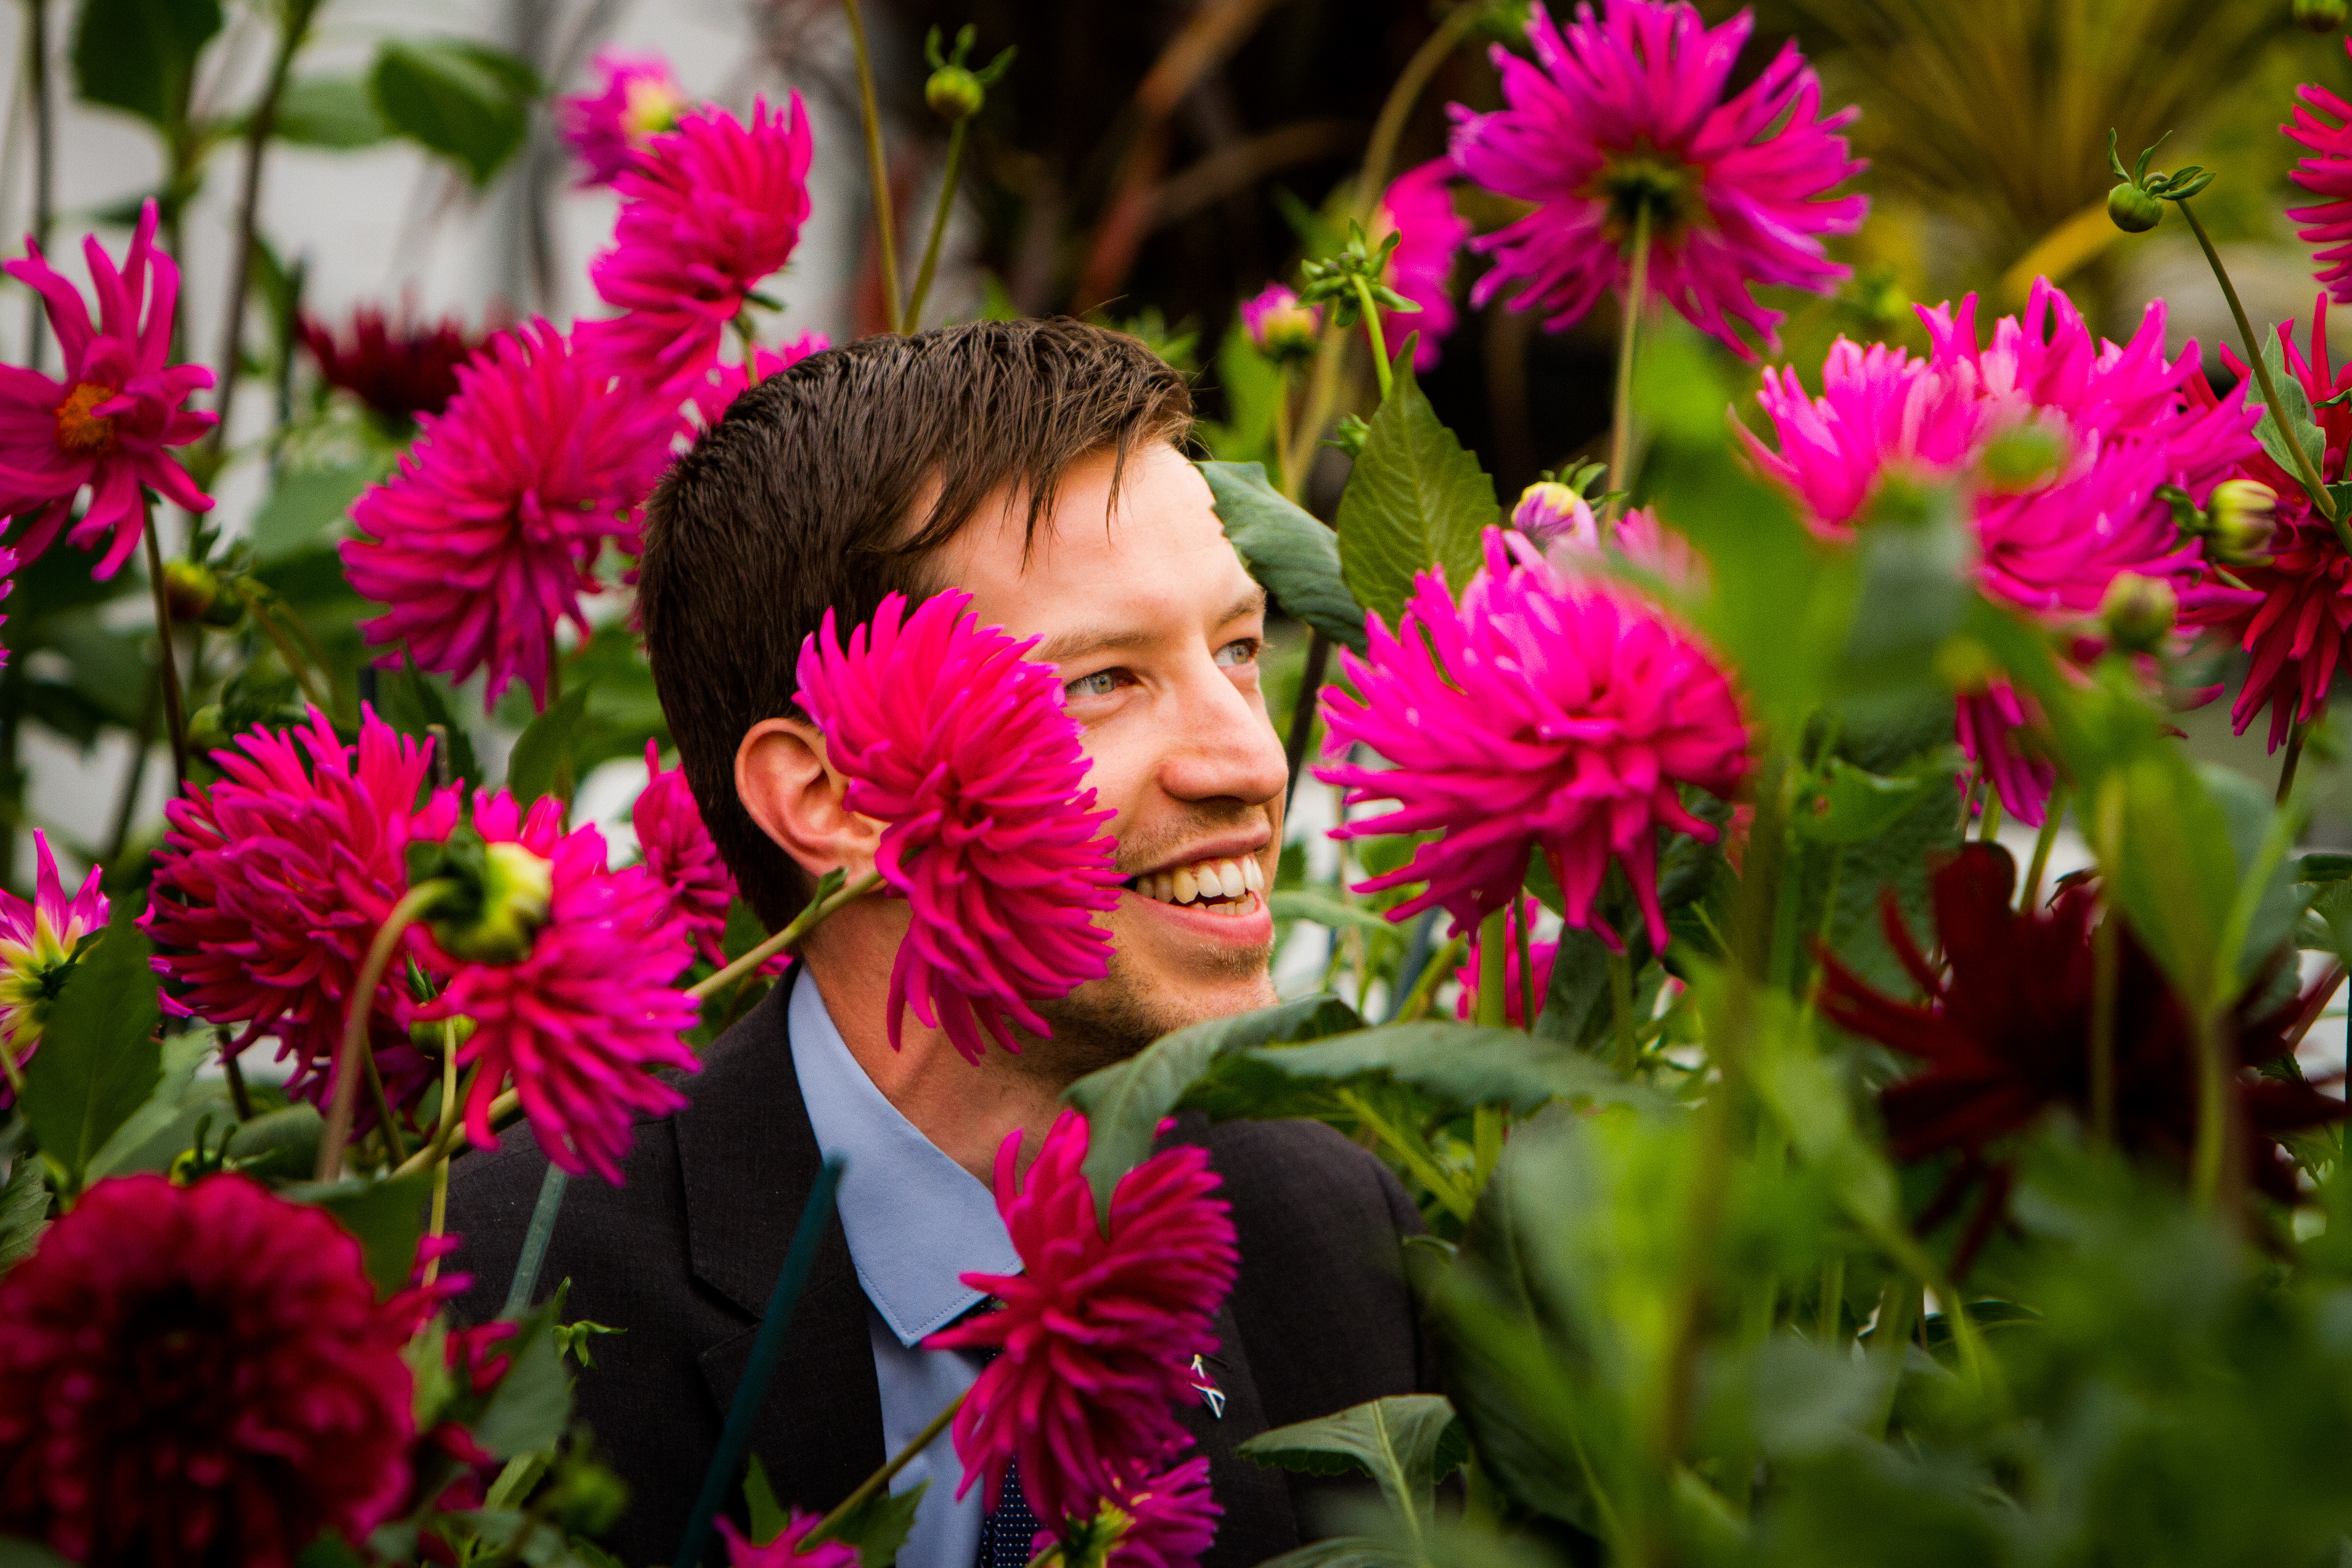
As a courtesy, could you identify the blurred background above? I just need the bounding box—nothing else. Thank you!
[6,0,2352,890]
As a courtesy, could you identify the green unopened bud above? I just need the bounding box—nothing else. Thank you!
[186,704,231,756]
[409,1014,477,1054]
[2100,571,2177,654]
[2298,0,2348,32]
[1934,635,2004,696]
[163,558,240,626]
[2107,181,2163,234]
[412,829,553,964]
[1978,422,2067,491]
[926,65,985,121]
[2204,478,2279,563]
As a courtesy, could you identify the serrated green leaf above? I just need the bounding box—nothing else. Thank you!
[824,1478,928,1568]
[17,898,160,1193]
[1246,1022,1662,1114]
[1334,354,1497,629]
[1239,1395,1464,1530]
[369,38,539,187]
[2255,328,2328,488]
[1065,994,1362,1225]
[0,1159,49,1273]
[1199,460,1370,654]
[506,684,592,805]
[71,0,221,128]
[271,74,393,149]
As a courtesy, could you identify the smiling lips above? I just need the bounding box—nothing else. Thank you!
[1127,854,1267,915]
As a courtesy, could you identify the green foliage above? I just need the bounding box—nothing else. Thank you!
[1239,1395,1466,1535]
[507,685,592,805]
[377,656,482,791]
[819,1477,928,1568]
[1333,353,1497,629]
[1200,461,1371,654]
[271,75,393,150]
[17,898,160,1196]
[0,1158,47,1272]
[369,38,540,187]
[281,1167,434,1297]
[71,0,222,131]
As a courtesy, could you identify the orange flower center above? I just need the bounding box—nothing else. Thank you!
[54,382,119,458]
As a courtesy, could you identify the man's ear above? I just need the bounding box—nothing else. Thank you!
[735,717,881,879]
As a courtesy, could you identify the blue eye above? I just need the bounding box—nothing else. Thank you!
[1214,639,1260,669]
[1066,669,1124,698]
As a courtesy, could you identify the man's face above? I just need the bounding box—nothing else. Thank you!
[935,441,1286,1071]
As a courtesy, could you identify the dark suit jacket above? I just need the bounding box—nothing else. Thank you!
[444,980,1434,1568]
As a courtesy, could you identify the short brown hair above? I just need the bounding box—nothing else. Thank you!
[638,318,1193,929]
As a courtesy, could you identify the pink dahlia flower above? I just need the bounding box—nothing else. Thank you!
[1241,282,1320,363]
[0,197,214,577]
[716,1513,862,1568]
[929,1110,1238,1527]
[145,707,460,1121]
[1454,896,1557,1029]
[794,589,1124,1066]
[1044,1455,1221,1568]
[0,1174,415,1567]
[1512,481,1699,589]
[341,319,674,712]
[1321,528,1747,952]
[683,332,830,431]
[587,95,815,386]
[559,49,690,188]
[299,303,485,425]
[2178,297,2352,748]
[634,739,741,968]
[412,791,700,1182]
[0,830,108,1100]
[0,543,14,666]
[1375,160,1469,371]
[1448,0,1864,358]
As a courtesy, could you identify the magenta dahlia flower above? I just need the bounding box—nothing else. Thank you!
[1454,897,1556,1029]
[0,830,108,1099]
[1045,1455,1220,1568]
[1448,0,1864,357]
[341,319,674,712]
[0,1173,415,1567]
[1241,283,1320,363]
[1375,160,1469,371]
[716,1512,862,1568]
[299,304,484,425]
[634,739,743,968]
[794,589,1123,1066]
[2176,298,2352,749]
[0,543,14,666]
[1511,481,1699,589]
[412,790,700,1181]
[0,197,214,577]
[587,95,815,385]
[2288,44,2352,306]
[929,1110,1238,1527]
[683,332,830,430]
[1320,528,1747,952]
[145,707,459,1121]
[559,48,690,188]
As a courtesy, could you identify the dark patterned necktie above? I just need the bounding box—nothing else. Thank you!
[971,1337,1045,1568]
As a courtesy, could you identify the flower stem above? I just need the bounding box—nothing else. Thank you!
[1271,377,1297,499]
[1394,934,1467,1024]
[21,0,51,372]
[903,118,967,332]
[1516,899,1538,1034]
[1475,907,1508,1028]
[1281,630,1332,810]
[316,880,450,1181]
[1355,3,1482,217]
[689,868,886,1000]
[1609,947,1637,1073]
[807,1387,968,1548]
[1608,203,1654,513]
[140,502,188,783]
[2089,783,2123,1149]
[2189,1007,2229,1214]
[422,1031,456,1289]
[2177,197,2347,539]
[1352,276,1394,402]
[2279,719,2308,807]
[387,1061,481,1182]
[501,1159,569,1316]
[2022,785,2067,910]
[1977,794,2004,844]
[841,0,903,335]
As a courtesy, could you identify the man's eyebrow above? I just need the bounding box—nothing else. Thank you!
[1032,587,1269,666]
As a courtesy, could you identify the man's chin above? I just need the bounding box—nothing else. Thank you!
[1017,939,1279,1087]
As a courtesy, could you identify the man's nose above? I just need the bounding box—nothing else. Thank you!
[1157,657,1289,809]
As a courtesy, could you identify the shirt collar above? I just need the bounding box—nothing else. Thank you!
[787,965,1020,1347]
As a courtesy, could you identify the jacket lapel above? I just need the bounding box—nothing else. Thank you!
[677,976,889,1514]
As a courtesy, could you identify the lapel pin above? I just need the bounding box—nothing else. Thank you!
[1188,1354,1227,1419]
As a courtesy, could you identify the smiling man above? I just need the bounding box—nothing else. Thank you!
[443,319,1431,1568]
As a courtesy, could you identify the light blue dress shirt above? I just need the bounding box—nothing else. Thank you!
[788,967,1022,1568]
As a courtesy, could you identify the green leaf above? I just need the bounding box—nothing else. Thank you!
[468,1299,574,1461]
[279,1168,434,1297]
[1248,1540,1405,1568]
[2255,327,2328,489]
[17,897,160,1194]
[1793,759,1930,846]
[0,1159,49,1273]
[271,74,393,148]
[250,462,377,560]
[745,1454,790,1546]
[70,0,222,129]
[1065,994,1361,1224]
[369,38,540,187]
[1333,354,1497,629]
[85,1031,216,1178]
[0,1537,81,1568]
[221,1103,324,1181]
[1246,1023,1663,1114]
[823,1478,928,1568]
[505,684,592,804]
[1239,1395,1465,1529]
[1199,461,1370,655]
[1531,927,1614,1048]
[378,655,481,791]
[1270,889,1394,936]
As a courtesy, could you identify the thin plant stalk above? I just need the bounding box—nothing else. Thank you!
[841,0,903,334]
[2021,784,2068,910]
[502,1161,569,1316]
[1271,377,1297,498]
[1516,897,1538,1033]
[1473,907,1508,1188]
[1978,795,2004,844]
[21,0,49,372]
[1352,277,1394,401]
[2279,719,2308,807]
[1609,948,1638,1072]
[806,1387,967,1547]
[1607,204,1654,510]
[2189,1008,2230,1213]
[1281,630,1331,808]
[902,118,966,331]
[208,0,321,453]
[1395,934,1468,1024]
[690,869,884,998]
[1355,3,1482,212]
[140,502,188,783]
[422,1024,460,1288]
[316,880,450,1180]
[2089,784,2123,1148]
[2176,197,2347,542]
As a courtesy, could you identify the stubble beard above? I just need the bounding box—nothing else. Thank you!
[1009,926,1278,1089]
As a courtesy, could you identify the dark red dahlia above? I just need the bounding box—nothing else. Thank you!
[1818,844,2347,1270]
[300,305,485,425]
[0,1174,416,1567]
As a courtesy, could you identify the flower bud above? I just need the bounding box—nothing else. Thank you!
[1978,422,2067,491]
[2107,181,2163,234]
[2298,0,2348,31]
[162,558,240,626]
[2204,478,2278,563]
[1933,634,2004,696]
[1240,282,1321,365]
[413,829,554,964]
[409,1014,478,1054]
[1511,481,1598,548]
[2100,571,2177,654]
[926,64,986,121]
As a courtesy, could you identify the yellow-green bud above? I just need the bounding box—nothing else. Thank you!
[2204,478,2278,563]
[427,841,552,964]
[1933,635,2004,696]
[2298,0,2348,32]
[926,65,985,121]
[1979,422,2067,491]
[2100,571,2177,655]
[2107,182,2163,234]
[409,1014,478,1053]
[162,558,240,626]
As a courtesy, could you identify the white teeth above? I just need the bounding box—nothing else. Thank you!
[1242,857,1265,892]
[1212,860,1243,899]
[1172,866,1199,905]
[1129,853,1270,907]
